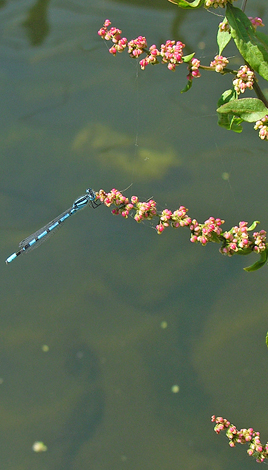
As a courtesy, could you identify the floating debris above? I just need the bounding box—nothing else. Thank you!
[32,441,47,452]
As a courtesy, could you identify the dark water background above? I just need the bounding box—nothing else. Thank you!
[1,0,268,469]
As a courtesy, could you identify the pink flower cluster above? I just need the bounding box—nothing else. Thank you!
[211,416,268,463]
[98,20,191,74]
[139,45,160,70]
[220,221,267,256]
[97,19,127,55]
[253,230,267,253]
[254,115,268,141]
[97,189,157,220]
[156,207,191,234]
[212,415,230,433]
[160,40,185,71]
[134,200,158,222]
[139,40,186,71]
[233,65,255,94]
[210,55,229,73]
[128,36,147,58]
[219,16,263,34]
[249,17,264,29]
[97,188,134,218]
[95,189,267,259]
[187,58,201,80]
[218,21,230,32]
[190,217,224,245]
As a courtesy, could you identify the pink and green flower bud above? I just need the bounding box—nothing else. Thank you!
[248,17,264,29]
[219,21,230,32]
[233,65,255,94]
[112,208,120,215]
[156,223,165,234]
[160,40,185,70]
[254,115,268,141]
[131,195,139,204]
[210,55,229,72]
[187,58,201,79]
[128,36,147,58]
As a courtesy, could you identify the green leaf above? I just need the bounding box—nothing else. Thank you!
[218,88,237,107]
[217,89,243,132]
[217,19,232,55]
[266,332,268,348]
[255,31,268,49]
[218,113,243,132]
[217,98,268,123]
[183,53,195,63]
[244,249,268,272]
[248,221,260,231]
[226,4,268,81]
[181,79,192,93]
[168,0,204,8]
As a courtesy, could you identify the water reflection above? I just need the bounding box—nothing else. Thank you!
[23,0,50,46]
[72,122,182,181]
[58,388,104,469]
[65,343,100,381]
[53,342,104,470]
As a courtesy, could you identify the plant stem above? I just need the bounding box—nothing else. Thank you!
[253,81,268,108]
[241,0,247,12]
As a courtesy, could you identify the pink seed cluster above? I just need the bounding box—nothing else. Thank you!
[133,200,158,222]
[98,19,127,55]
[218,16,263,33]
[233,65,255,94]
[254,115,268,141]
[139,45,160,69]
[156,207,191,234]
[220,222,266,256]
[249,17,264,29]
[218,21,230,32]
[210,55,229,73]
[95,189,267,259]
[211,416,268,463]
[187,58,201,80]
[98,20,191,74]
[160,40,185,71]
[252,230,267,252]
[128,36,147,58]
[190,217,224,245]
[97,188,133,218]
